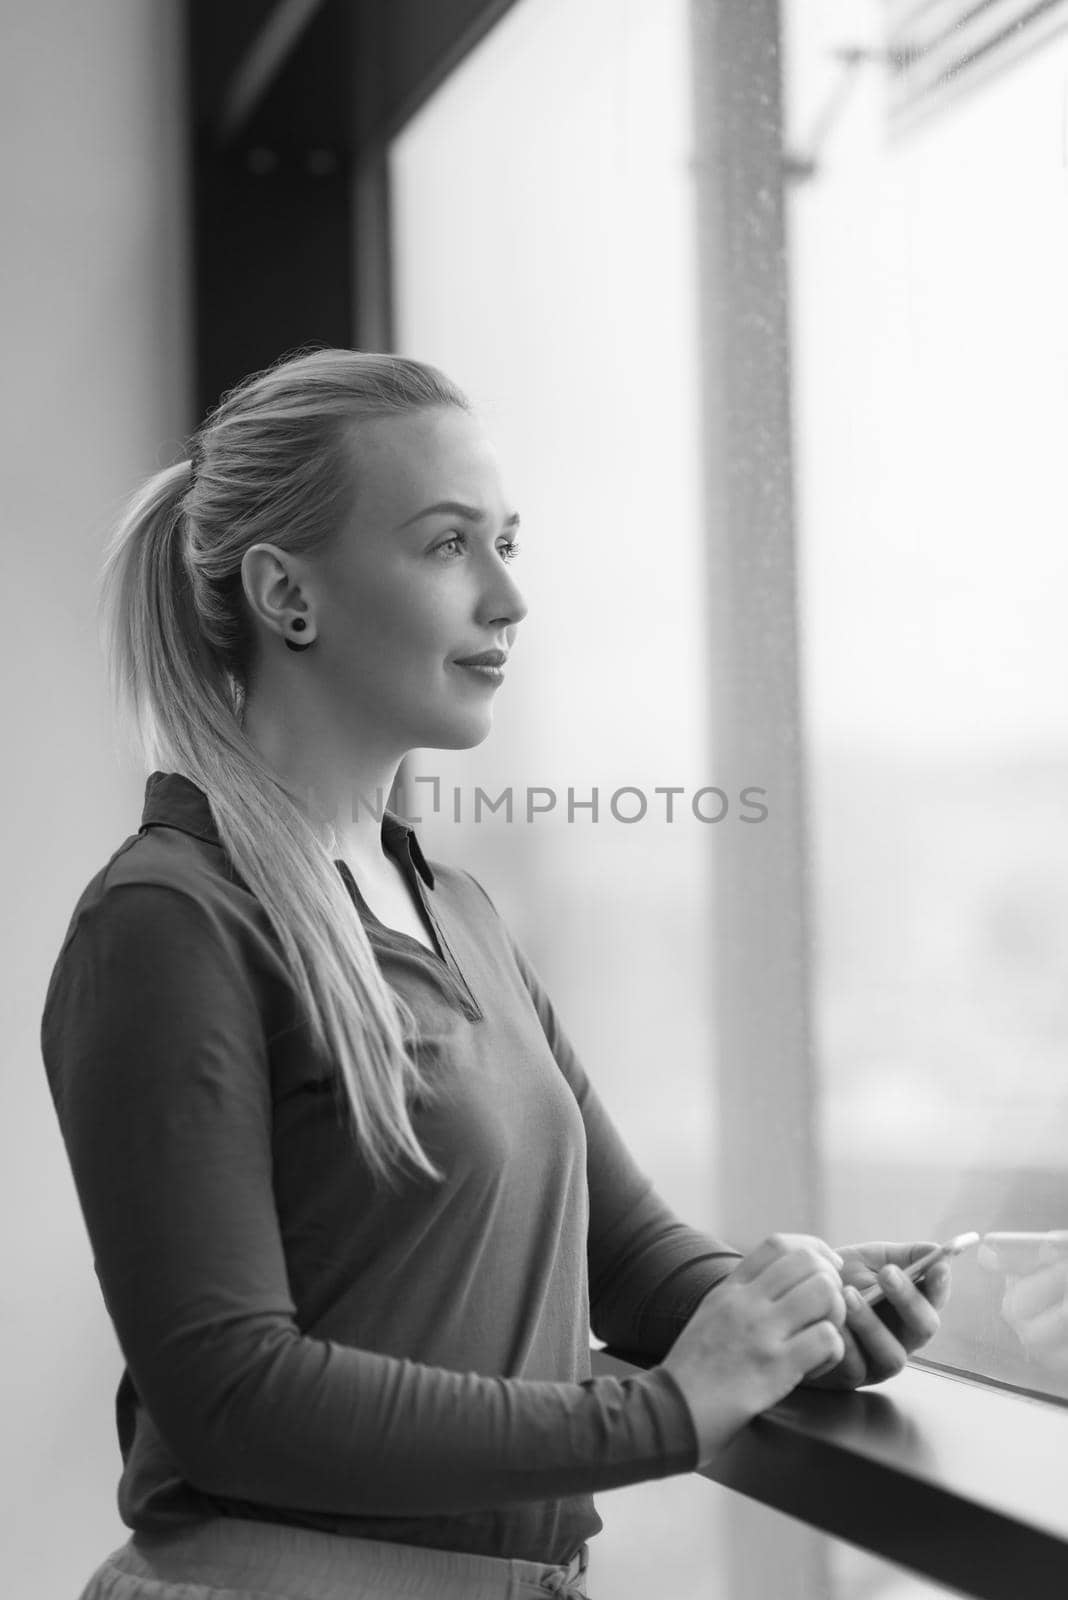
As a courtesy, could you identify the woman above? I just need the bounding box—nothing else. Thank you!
[41,348,950,1600]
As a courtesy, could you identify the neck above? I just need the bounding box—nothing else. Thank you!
[241,685,407,873]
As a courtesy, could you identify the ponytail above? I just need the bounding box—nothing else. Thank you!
[97,348,473,1192]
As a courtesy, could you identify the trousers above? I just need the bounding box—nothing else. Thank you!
[75,1515,591,1600]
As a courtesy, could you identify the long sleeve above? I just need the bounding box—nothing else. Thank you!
[464,874,744,1360]
[40,882,698,1519]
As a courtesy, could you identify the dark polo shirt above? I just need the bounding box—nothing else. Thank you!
[40,771,742,1565]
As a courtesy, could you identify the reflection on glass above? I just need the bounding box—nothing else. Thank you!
[784,0,1068,1411]
[979,1232,1068,1394]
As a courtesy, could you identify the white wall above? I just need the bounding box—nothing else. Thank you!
[0,1,192,1587]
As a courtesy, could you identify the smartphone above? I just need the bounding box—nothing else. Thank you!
[977,1231,1068,1275]
[859,1231,980,1310]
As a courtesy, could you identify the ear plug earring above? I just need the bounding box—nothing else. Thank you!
[285,617,313,652]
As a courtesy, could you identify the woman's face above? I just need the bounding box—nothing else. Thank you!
[311,404,528,753]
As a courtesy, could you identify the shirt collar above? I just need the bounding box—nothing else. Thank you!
[139,771,436,890]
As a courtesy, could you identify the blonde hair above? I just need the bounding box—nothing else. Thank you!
[98,346,472,1191]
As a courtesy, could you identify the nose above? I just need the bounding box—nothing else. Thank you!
[478,552,529,631]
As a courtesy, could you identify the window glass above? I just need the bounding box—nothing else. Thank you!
[783,0,1068,1399]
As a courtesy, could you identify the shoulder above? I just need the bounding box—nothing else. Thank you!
[40,830,284,1088]
[47,824,273,987]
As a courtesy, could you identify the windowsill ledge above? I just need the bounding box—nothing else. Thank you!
[592,1349,1068,1598]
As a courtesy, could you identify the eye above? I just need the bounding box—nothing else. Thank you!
[433,532,523,563]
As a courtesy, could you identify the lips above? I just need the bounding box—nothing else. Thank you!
[453,649,509,667]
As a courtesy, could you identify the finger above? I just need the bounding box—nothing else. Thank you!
[789,1318,846,1379]
[778,1270,847,1336]
[770,1233,846,1272]
[868,1241,941,1273]
[838,1241,942,1300]
[843,1284,908,1381]
[875,1263,941,1350]
[839,1259,881,1296]
[732,1233,842,1286]
[760,1247,842,1302]
[1003,1260,1068,1322]
[837,1240,938,1273]
[730,1236,789,1285]
[922,1260,952,1312]
[806,1323,867,1387]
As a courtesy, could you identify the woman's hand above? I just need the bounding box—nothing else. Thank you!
[660,1233,847,1470]
[801,1240,950,1390]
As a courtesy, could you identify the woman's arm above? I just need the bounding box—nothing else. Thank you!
[503,933,950,1378]
[461,874,951,1388]
[40,882,701,1515]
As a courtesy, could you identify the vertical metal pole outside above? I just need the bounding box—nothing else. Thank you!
[690,1,830,1593]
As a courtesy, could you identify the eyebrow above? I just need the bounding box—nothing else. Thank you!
[397,501,521,531]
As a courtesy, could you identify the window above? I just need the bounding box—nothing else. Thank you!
[783,0,1068,1401]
